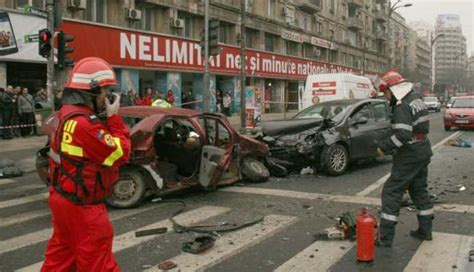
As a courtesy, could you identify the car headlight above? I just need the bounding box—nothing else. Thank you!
[444,112,453,119]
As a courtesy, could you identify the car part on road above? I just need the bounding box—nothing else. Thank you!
[135,227,168,237]
[322,143,349,176]
[158,260,177,270]
[182,235,216,254]
[105,168,148,209]
[241,157,270,182]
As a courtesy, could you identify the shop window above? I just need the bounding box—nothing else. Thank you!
[265,33,274,52]
[86,0,106,23]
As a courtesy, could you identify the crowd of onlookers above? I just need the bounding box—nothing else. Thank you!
[0,85,235,140]
[120,87,233,116]
[0,85,45,140]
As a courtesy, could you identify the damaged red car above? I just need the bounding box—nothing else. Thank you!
[36,107,269,208]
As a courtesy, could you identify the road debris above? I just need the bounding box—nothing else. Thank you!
[182,235,216,254]
[458,185,466,191]
[448,138,472,148]
[135,227,168,237]
[469,250,474,262]
[0,159,23,179]
[158,260,177,270]
[300,166,314,175]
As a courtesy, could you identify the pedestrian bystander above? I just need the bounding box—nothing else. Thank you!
[18,87,36,136]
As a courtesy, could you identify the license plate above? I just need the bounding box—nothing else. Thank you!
[455,120,469,124]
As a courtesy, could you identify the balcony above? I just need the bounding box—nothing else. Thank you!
[298,0,322,13]
[346,0,363,8]
[374,10,387,22]
[347,17,363,30]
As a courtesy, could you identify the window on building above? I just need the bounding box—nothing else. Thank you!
[265,33,275,52]
[267,0,276,18]
[286,40,301,56]
[16,0,44,8]
[246,0,254,12]
[86,0,106,23]
[246,28,258,49]
[141,8,154,31]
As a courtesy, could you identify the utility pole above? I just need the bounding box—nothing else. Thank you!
[240,0,246,130]
[202,0,210,112]
[45,0,55,105]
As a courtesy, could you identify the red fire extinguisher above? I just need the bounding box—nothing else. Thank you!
[356,208,376,262]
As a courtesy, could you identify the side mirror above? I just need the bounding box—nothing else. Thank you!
[351,116,368,126]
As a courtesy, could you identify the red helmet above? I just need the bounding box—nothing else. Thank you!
[377,69,413,101]
[64,57,117,93]
[377,69,407,92]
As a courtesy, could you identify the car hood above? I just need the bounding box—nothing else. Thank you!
[261,118,324,137]
[447,108,474,115]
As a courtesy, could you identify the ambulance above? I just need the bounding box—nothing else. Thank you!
[300,73,376,110]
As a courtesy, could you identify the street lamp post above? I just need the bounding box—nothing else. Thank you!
[430,33,445,92]
[387,1,412,68]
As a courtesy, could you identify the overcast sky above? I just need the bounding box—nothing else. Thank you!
[396,0,473,54]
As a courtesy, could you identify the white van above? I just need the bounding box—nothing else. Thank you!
[300,73,376,110]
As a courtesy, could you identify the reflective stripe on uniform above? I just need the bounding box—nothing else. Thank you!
[413,115,430,126]
[392,123,413,131]
[49,149,61,163]
[391,135,403,147]
[61,142,84,157]
[102,137,124,167]
[381,212,398,222]
[418,208,434,216]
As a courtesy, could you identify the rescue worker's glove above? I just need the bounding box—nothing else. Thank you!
[106,93,121,117]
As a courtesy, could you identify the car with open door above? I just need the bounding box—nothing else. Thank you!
[36,107,269,208]
[259,99,392,176]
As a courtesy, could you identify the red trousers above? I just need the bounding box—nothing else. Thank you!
[41,191,119,272]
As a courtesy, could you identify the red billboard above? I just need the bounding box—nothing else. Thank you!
[62,20,378,80]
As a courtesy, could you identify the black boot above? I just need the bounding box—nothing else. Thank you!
[376,219,397,247]
[410,215,433,241]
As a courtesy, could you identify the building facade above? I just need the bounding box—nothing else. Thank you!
[414,37,431,88]
[1,0,396,111]
[434,14,468,94]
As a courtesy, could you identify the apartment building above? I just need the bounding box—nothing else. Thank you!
[434,14,468,89]
[0,0,393,111]
[414,37,431,88]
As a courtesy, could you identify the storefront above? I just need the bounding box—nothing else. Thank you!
[60,19,378,113]
[0,11,46,94]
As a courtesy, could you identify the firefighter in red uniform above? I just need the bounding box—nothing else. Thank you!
[42,57,131,271]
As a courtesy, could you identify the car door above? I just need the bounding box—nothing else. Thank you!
[198,115,238,189]
[348,102,378,160]
[370,101,392,150]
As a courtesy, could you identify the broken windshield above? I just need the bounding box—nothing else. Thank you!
[293,102,353,123]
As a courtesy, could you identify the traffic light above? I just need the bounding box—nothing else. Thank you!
[38,28,52,58]
[57,31,75,70]
[208,18,220,56]
[200,18,221,57]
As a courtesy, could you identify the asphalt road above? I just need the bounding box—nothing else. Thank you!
[1,110,474,272]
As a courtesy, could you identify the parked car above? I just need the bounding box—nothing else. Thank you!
[423,96,441,112]
[259,99,392,176]
[444,96,474,131]
[36,107,270,208]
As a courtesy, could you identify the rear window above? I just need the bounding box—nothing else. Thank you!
[452,98,474,108]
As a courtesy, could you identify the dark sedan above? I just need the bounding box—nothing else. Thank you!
[260,99,392,176]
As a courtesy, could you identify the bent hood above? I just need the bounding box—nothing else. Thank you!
[261,118,324,137]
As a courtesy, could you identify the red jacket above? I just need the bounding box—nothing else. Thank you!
[49,104,131,204]
[141,95,153,106]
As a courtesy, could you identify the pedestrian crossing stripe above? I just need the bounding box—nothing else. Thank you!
[0,192,48,209]
[404,232,474,272]
[0,205,157,256]
[16,206,231,271]
[0,179,16,186]
[0,209,50,228]
[144,214,297,272]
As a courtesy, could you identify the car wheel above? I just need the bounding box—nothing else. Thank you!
[322,143,349,176]
[444,126,451,131]
[266,159,288,177]
[105,168,147,209]
[241,157,270,182]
